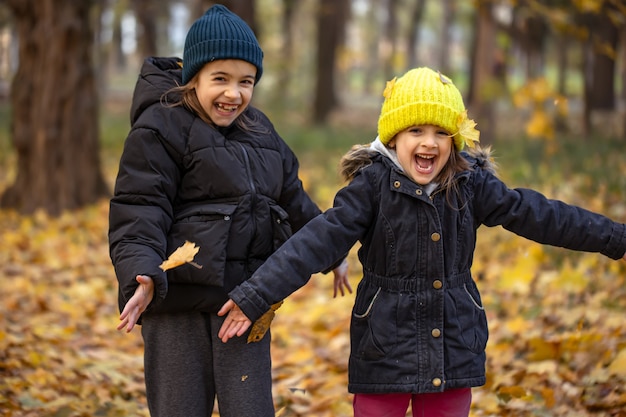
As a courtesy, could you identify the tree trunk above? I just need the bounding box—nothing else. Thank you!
[272,0,296,105]
[363,0,382,95]
[312,0,348,124]
[132,0,159,58]
[467,2,496,147]
[589,11,618,111]
[437,0,456,75]
[405,0,426,71]
[1,0,109,215]
[521,15,546,79]
[382,0,399,80]
[213,0,257,34]
[621,27,626,138]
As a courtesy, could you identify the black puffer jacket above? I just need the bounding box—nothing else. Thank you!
[109,57,324,314]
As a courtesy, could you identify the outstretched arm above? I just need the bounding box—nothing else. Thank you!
[217,300,252,343]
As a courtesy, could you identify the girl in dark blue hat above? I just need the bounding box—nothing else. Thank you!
[109,5,349,417]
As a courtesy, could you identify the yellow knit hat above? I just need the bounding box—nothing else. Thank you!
[377,67,479,150]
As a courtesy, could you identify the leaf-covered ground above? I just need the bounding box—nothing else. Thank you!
[1,139,626,417]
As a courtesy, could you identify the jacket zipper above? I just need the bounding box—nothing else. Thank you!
[238,142,257,263]
[237,142,257,194]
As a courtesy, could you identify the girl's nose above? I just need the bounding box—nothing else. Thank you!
[421,133,437,147]
[224,84,240,98]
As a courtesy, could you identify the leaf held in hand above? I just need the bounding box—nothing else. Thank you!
[159,241,202,271]
[247,301,283,343]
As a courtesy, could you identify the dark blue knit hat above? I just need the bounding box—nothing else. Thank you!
[182,5,264,85]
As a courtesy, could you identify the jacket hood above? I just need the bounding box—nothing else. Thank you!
[339,138,496,182]
[130,57,183,125]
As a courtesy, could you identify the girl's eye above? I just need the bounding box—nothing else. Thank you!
[437,130,449,136]
[409,127,423,134]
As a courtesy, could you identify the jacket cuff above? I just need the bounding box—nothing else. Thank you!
[228,284,271,323]
[603,223,626,260]
[321,253,348,274]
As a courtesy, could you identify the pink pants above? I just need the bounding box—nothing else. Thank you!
[353,388,472,417]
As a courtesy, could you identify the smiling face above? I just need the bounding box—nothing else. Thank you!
[388,124,453,185]
[192,59,257,127]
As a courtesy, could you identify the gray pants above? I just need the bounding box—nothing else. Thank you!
[141,311,275,417]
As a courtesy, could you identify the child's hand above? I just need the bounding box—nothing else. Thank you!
[333,259,352,298]
[217,299,252,343]
[117,275,154,333]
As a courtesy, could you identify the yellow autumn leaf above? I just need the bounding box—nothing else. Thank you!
[159,240,202,271]
[248,301,283,343]
[608,349,626,377]
[526,111,554,139]
[382,77,396,99]
[497,385,529,403]
[456,110,480,148]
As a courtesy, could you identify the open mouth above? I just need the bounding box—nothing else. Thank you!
[415,154,435,173]
[216,103,239,113]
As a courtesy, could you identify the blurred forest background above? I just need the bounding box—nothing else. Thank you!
[0,0,625,416]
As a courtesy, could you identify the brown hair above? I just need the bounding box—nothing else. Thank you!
[435,146,471,202]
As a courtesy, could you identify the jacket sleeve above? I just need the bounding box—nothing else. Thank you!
[472,168,626,260]
[108,126,182,311]
[229,170,377,322]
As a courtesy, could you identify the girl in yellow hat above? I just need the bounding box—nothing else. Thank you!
[218,67,626,417]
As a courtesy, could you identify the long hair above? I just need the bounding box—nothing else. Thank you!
[161,82,269,134]
[435,146,471,201]
[339,144,376,182]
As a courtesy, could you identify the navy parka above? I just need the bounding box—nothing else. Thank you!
[228,149,626,394]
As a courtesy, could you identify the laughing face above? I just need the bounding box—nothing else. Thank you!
[192,59,257,127]
[388,124,453,185]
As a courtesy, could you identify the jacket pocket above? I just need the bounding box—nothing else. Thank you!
[351,285,397,360]
[166,203,237,286]
[445,281,488,354]
[269,202,292,250]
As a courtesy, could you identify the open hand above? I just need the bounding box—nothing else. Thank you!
[117,275,154,333]
[217,299,252,343]
[333,259,352,298]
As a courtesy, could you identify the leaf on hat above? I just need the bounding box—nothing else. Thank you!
[438,71,452,85]
[383,77,396,99]
[457,110,480,148]
[159,240,202,271]
[247,301,283,343]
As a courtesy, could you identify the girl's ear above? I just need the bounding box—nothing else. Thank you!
[388,138,396,149]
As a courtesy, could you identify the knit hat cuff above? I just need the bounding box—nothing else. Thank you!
[378,102,459,146]
[182,39,264,84]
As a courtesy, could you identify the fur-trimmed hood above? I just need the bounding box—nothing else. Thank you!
[339,137,497,182]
